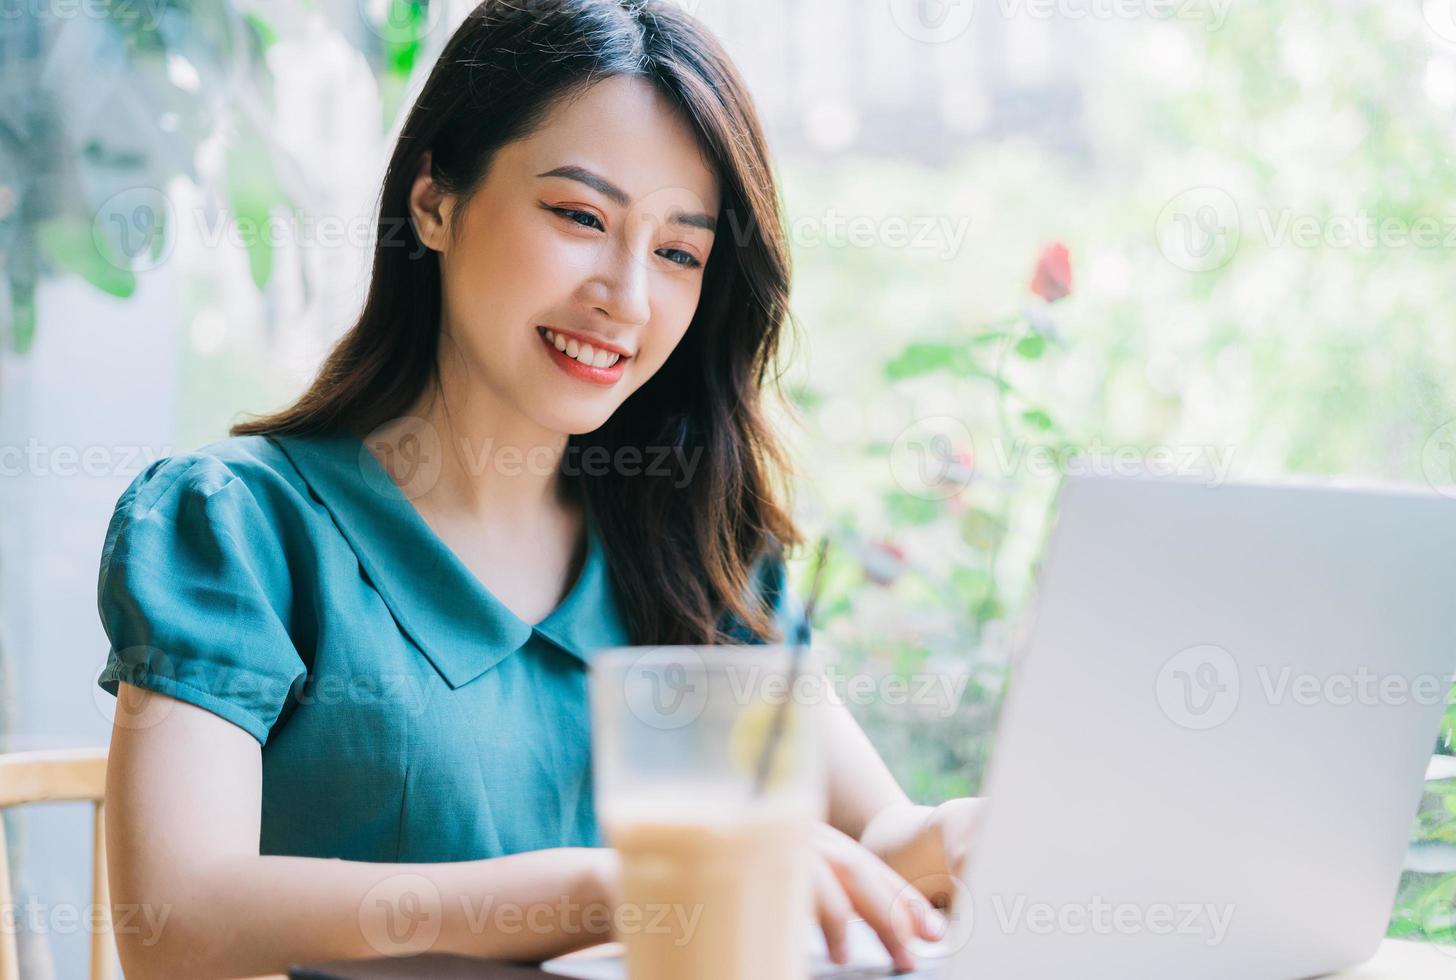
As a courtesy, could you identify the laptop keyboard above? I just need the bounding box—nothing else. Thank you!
[814,966,939,978]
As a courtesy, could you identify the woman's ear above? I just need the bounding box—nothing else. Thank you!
[408,151,452,252]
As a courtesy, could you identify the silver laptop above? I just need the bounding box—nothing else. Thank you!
[547,472,1456,979]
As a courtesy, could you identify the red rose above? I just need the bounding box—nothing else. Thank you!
[1030,242,1072,303]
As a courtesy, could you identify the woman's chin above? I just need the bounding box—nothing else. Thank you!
[528,404,617,440]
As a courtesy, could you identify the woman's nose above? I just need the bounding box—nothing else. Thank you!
[590,242,653,328]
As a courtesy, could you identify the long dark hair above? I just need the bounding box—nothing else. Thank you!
[232,0,803,645]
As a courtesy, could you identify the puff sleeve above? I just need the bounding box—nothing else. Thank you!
[95,453,306,745]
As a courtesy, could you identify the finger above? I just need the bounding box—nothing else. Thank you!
[867,859,948,942]
[858,854,950,950]
[829,858,917,973]
[813,858,853,965]
[883,872,947,942]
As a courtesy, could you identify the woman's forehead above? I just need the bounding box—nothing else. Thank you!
[506,76,721,211]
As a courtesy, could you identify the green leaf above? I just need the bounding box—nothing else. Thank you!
[973,594,1004,623]
[244,12,278,51]
[884,342,958,380]
[961,509,1006,551]
[885,490,943,526]
[1022,409,1054,431]
[381,0,427,77]
[883,342,1013,392]
[35,219,136,298]
[1014,332,1046,359]
[9,283,37,355]
[950,566,992,603]
[225,140,285,291]
[968,330,1010,346]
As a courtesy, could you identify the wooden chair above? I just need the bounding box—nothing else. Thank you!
[0,747,113,980]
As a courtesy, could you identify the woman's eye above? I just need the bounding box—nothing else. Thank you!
[552,207,603,231]
[548,205,700,269]
[658,248,702,269]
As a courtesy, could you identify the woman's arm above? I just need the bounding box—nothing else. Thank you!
[820,692,984,900]
[106,684,617,979]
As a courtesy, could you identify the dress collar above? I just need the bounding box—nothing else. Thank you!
[271,430,631,689]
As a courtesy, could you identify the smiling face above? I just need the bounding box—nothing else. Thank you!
[407,74,721,438]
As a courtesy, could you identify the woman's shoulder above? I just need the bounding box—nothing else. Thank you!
[114,434,295,509]
[117,432,326,514]
[102,434,316,573]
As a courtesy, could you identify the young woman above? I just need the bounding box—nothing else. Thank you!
[97,1,981,976]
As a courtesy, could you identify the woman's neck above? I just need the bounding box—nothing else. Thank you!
[374,354,575,530]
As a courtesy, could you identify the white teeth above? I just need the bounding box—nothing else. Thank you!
[542,328,623,368]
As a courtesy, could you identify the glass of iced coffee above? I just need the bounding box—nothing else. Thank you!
[590,645,826,980]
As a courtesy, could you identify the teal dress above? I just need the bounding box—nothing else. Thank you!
[95,431,804,863]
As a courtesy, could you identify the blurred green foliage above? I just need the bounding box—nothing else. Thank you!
[778,0,1456,946]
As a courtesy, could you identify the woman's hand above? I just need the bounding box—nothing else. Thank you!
[924,796,984,884]
[810,820,948,972]
[856,797,986,909]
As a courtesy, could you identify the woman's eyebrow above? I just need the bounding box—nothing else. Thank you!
[536,164,717,232]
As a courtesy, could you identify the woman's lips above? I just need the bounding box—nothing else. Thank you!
[537,327,628,386]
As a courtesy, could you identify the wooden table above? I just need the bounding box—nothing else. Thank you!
[248,934,1456,978]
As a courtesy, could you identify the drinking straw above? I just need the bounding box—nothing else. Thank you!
[752,536,831,798]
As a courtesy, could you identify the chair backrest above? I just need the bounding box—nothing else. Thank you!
[0,748,113,980]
